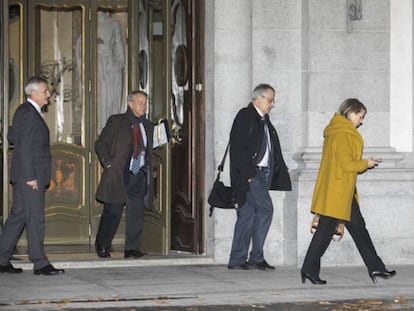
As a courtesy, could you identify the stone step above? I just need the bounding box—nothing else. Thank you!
[10,253,215,270]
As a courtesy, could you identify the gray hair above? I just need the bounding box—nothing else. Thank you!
[252,83,275,100]
[127,90,148,102]
[24,76,49,96]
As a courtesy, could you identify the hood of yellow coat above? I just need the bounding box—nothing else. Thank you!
[324,113,362,141]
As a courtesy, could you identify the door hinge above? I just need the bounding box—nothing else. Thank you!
[89,8,91,21]
[88,79,91,93]
[195,83,203,92]
[88,223,91,236]
[88,152,92,164]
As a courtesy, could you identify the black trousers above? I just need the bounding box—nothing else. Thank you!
[95,170,147,251]
[0,182,50,269]
[301,197,386,277]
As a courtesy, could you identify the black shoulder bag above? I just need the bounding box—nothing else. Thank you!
[208,140,238,216]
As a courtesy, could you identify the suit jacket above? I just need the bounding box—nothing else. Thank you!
[229,103,292,206]
[8,102,51,187]
[95,112,154,207]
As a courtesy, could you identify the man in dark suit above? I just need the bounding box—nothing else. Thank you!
[95,90,153,259]
[227,83,292,270]
[0,76,64,275]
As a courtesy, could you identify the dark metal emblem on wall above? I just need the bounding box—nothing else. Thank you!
[347,0,363,33]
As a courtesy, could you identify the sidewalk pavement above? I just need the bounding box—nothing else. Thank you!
[0,256,412,310]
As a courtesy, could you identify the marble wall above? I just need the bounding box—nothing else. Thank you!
[206,0,414,267]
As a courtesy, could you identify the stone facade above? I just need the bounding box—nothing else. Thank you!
[206,0,414,267]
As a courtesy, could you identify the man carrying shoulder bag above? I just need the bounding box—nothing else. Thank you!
[227,83,292,271]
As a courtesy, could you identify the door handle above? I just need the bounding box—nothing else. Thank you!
[171,122,183,145]
[153,167,158,199]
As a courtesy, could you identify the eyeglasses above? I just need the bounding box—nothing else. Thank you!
[36,88,50,95]
[260,94,275,104]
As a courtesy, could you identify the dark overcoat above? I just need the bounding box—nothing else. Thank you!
[95,113,153,207]
[229,103,292,206]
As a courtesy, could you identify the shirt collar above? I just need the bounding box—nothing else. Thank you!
[27,98,43,115]
[253,105,265,118]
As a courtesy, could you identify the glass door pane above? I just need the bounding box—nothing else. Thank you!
[8,3,23,125]
[93,3,128,248]
[96,6,128,134]
[29,3,89,247]
[35,5,84,145]
[6,2,24,246]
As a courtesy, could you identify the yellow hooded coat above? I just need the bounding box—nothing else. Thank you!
[311,113,369,221]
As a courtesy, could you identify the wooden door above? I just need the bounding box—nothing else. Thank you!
[170,0,205,254]
[2,0,205,255]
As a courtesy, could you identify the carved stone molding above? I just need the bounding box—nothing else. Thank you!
[293,147,405,170]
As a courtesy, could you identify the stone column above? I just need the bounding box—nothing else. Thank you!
[251,0,304,266]
[211,0,253,263]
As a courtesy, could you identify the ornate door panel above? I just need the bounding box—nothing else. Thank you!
[26,0,130,247]
[27,1,91,245]
[135,0,205,255]
[4,0,132,250]
[4,0,25,236]
[92,1,129,249]
[170,0,204,254]
[137,0,170,254]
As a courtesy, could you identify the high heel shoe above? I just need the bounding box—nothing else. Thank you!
[301,271,327,285]
[369,270,396,284]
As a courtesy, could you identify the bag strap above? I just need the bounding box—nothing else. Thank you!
[217,139,230,173]
[217,122,251,173]
[209,139,231,217]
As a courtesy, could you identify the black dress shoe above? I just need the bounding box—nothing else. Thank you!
[301,271,327,285]
[34,264,65,276]
[247,260,275,271]
[0,262,23,274]
[227,262,250,270]
[369,269,396,284]
[95,242,111,258]
[124,250,146,259]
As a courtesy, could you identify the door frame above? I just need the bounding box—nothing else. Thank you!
[1,0,8,228]
[1,0,206,255]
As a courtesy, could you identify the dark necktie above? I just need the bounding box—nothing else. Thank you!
[256,115,271,166]
[131,123,143,174]
[132,123,142,158]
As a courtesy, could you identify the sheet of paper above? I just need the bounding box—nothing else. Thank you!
[153,120,171,148]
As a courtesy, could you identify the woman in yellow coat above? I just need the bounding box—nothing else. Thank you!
[301,98,396,285]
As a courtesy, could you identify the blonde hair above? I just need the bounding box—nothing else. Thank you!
[339,98,367,118]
